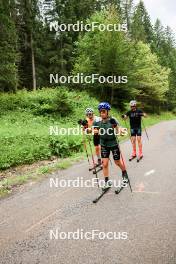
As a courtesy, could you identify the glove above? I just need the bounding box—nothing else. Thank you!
[82,120,88,127]
[78,119,83,125]
[78,119,88,128]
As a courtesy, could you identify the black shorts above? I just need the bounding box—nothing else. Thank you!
[93,134,100,146]
[131,128,142,137]
[101,145,120,161]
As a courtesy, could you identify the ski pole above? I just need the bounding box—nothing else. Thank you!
[142,119,149,140]
[116,136,133,193]
[123,118,132,143]
[87,135,100,188]
[82,132,91,167]
[119,148,133,193]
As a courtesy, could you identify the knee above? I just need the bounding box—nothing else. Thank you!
[137,137,142,143]
[115,160,121,166]
[131,138,136,144]
[103,161,109,169]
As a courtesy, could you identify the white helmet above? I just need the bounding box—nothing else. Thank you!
[85,108,94,115]
[130,100,137,107]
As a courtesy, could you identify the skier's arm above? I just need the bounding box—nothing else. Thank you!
[139,111,147,118]
[78,119,91,134]
[122,111,130,120]
[92,120,99,135]
[110,117,126,136]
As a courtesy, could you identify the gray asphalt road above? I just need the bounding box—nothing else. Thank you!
[0,121,176,264]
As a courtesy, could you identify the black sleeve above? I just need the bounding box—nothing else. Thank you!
[110,117,120,127]
[138,109,144,116]
[126,111,130,117]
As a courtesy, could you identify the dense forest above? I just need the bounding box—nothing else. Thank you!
[0,0,176,112]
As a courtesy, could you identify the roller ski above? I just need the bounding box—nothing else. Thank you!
[89,159,102,173]
[115,170,128,194]
[89,163,101,171]
[115,171,132,194]
[93,166,103,174]
[129,155,136,162]
[137,155,143,163]
[114,185,124,194]
[93,180,112,204]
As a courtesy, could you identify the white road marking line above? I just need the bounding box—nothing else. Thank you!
[144,169,155,176]
[25,210,59,233]
[25,188,71,233]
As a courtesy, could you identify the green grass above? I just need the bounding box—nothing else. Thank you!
[55,160,73,170]
[0,88,99,170]
[141,112,175,127]
[0,175,29,197]
[0,153,84,197]
[37,166,53,174]
[0,87,175,171]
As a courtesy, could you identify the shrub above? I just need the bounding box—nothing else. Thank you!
[49,136,83,158]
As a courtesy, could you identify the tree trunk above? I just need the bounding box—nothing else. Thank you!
[30,33,36,91]
[111,86,114,105]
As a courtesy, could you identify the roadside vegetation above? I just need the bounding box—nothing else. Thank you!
[0,88,175,197]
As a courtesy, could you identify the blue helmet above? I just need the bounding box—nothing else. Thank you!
[98,102,111,112]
